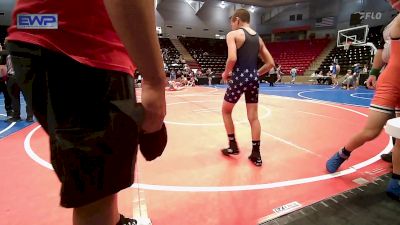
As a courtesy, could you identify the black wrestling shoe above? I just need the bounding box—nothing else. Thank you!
[221,147,240,156]
[248,150,262,167]
[222,140,239,156]
[6,116,22,122]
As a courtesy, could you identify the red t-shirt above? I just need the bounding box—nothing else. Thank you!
[7,0,136,75]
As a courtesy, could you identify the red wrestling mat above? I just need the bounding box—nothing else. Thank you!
[0,87,392,225]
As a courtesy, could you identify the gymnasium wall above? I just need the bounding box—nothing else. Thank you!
[0,0,397,39]
[336,0,396,29]
[260,0,396,40]
[0,0,15,26]
[157,0,266,38]
[0,0,266,39]
[157,0,231,38]
[258,3,311,34]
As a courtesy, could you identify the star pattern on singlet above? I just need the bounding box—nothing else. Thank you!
[224,70,260,104]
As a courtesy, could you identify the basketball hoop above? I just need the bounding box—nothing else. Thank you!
[344,41,352,51]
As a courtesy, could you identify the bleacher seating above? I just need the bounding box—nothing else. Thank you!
[367,25,384,50]
[179,37,330,76]
[195,55,225,75]
[159,38,184,71]
[266,39,330,75]
[179,37,227,75]
[0,26,7,47]
[319,46,372,74]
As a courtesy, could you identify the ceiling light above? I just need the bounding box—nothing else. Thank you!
[219,1,227,9]
[249,5,255,13]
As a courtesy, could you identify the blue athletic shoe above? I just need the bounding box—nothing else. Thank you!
[386,178,400,201]
[326,151,348,173]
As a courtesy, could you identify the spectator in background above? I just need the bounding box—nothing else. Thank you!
[330,62,339,86]
[310,70,320,85]
[6,52,34,122]
[178,55,185,64]
[196,69,203,77]
[363,64,369,73]
[170,69,176,81]
[336,63,341,74]
[0,58,12,118]
[205,68,211,75]
[136,74,142,87]
[188,69,194,77]
[177,69,182,77]
[188,71,196,87]
[207,73,212,86]
[268,66,276,86]
[311,71,330,85]
[353,63,361,89]
[180,75,188,86]
[206,68,213,86]
[341,69,354,90]
[354,63,361,74]
[290,67,297,84]
[184,64,190,71]
[319,71,330,84]
[275,64,282,83]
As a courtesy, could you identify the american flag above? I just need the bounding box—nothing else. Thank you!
[315,17,335,28]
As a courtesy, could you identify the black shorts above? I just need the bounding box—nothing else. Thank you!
[224,72,259,104]
[8,41,139,208]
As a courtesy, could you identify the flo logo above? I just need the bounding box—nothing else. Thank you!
[359,12,382,20]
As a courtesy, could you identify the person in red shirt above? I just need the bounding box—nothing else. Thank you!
[7,0,166,225]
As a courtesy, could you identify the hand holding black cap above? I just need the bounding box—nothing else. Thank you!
[111,100,167,161]
[134,103,167,161]
[139,122,167,161]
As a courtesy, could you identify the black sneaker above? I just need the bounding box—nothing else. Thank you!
[221,147,240,155]
[6,116,22,122]
[6,110,13,118]
[221,142,239,156]
[26,116,34,122]
[248,150,262,166]
[381,152,392,163]
[116,214,137,225]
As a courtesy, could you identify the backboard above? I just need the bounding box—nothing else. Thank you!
[337,25,369,48]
